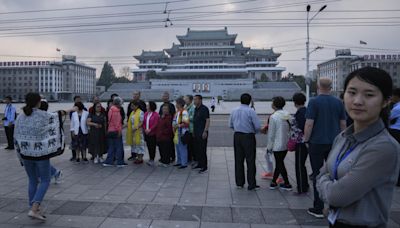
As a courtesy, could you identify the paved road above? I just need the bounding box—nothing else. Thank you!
[0,114,399,228]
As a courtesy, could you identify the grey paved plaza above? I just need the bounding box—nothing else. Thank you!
[0,116,399,227]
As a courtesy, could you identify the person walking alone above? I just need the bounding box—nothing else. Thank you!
[229,93,262,191]
[2,96,16,150]
[14,92,75,221]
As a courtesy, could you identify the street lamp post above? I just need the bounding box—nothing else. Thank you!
[306,4,327,102]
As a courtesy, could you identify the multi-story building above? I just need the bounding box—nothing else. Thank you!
[317,49,359,94]
[132,27,286,98]
[350,54,400,88]
[0,55,96,101]
[318,49,400,94]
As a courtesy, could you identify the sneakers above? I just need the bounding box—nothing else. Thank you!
[28,210,46,221]
[248,185,260,191]
[307,208,324,219]
[146,160,155,167]
[261,172,273,180]
[279,183,293,191]
[93,157,99,164]
[192,165,201,170]
[76,158,80,163]
[83,158,89,164]
[117,163,128,168]
[69,157,76,162]
[236,185,244,189]
[54,171,63,184]
[269,182,278,190]
[199,168,208,174]
[102,163,113,167]
[127,156,135,161]
[173,163,182,167]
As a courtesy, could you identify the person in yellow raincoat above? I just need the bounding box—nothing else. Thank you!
[126,101,145,164]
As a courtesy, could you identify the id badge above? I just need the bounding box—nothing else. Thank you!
[328,209,339,225]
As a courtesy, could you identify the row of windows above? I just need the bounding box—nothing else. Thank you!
[0,83,37,87]
[183,41,233,47]
[0,61,50,67]
[0,69,35,74]
[182,50,233,57]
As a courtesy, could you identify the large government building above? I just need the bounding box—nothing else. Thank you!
[318,49,400,95]
[132,27,287,99]
[0,55,96,101]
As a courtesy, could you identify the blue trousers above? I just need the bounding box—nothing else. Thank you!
[23,159,51,206]
[104,136,125,165]
[176,141,188,166]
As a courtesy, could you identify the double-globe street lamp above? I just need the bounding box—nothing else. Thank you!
[306,4,327,101]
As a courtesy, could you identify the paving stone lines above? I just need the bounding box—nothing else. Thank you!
[0,146,399,228]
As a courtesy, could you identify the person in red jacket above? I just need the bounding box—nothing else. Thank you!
[156,105,173,167]
[143,101,160,167]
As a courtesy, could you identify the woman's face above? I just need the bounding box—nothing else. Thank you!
[95,104,102,112]
[147,104,151,112]
[344,77,388,125]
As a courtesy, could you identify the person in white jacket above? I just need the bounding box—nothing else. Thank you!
[70,102,89,163]
[266,96,293,191]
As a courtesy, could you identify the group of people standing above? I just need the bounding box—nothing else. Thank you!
[4,66,400,227]
[229,66,400,227]
[66,91,211,174]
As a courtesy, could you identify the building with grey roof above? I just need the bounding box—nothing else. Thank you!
[132,27,286,98]
[0,55,96,101]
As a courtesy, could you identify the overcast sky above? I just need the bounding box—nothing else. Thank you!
[0,0,399,78]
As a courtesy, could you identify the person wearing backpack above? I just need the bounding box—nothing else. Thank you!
[266,96,292,191]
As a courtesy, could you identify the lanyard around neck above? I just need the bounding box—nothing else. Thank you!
[333,143,359,180]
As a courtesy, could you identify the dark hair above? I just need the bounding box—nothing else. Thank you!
[393,88,400,97]
[148,101,157,112]
[23,93,41,116]
[111,93,119,98]
[175,97,185,107]
[73,96,81,102]
[194,94,203,100]
[240,93,252,105]
[90,102,102,114]
[344,66,393,127]
[39,101,49,111]
[4,96,12,101]
[272,96,286,109]
[186,95,194,101]
[292,93,306,106]
[75,102,85,111]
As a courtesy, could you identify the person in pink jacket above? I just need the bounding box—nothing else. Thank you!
[103,97,127,167]
[143,101,160,166]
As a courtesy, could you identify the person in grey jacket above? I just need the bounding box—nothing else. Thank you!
[267,96,293,191]
[317,67,400,227]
